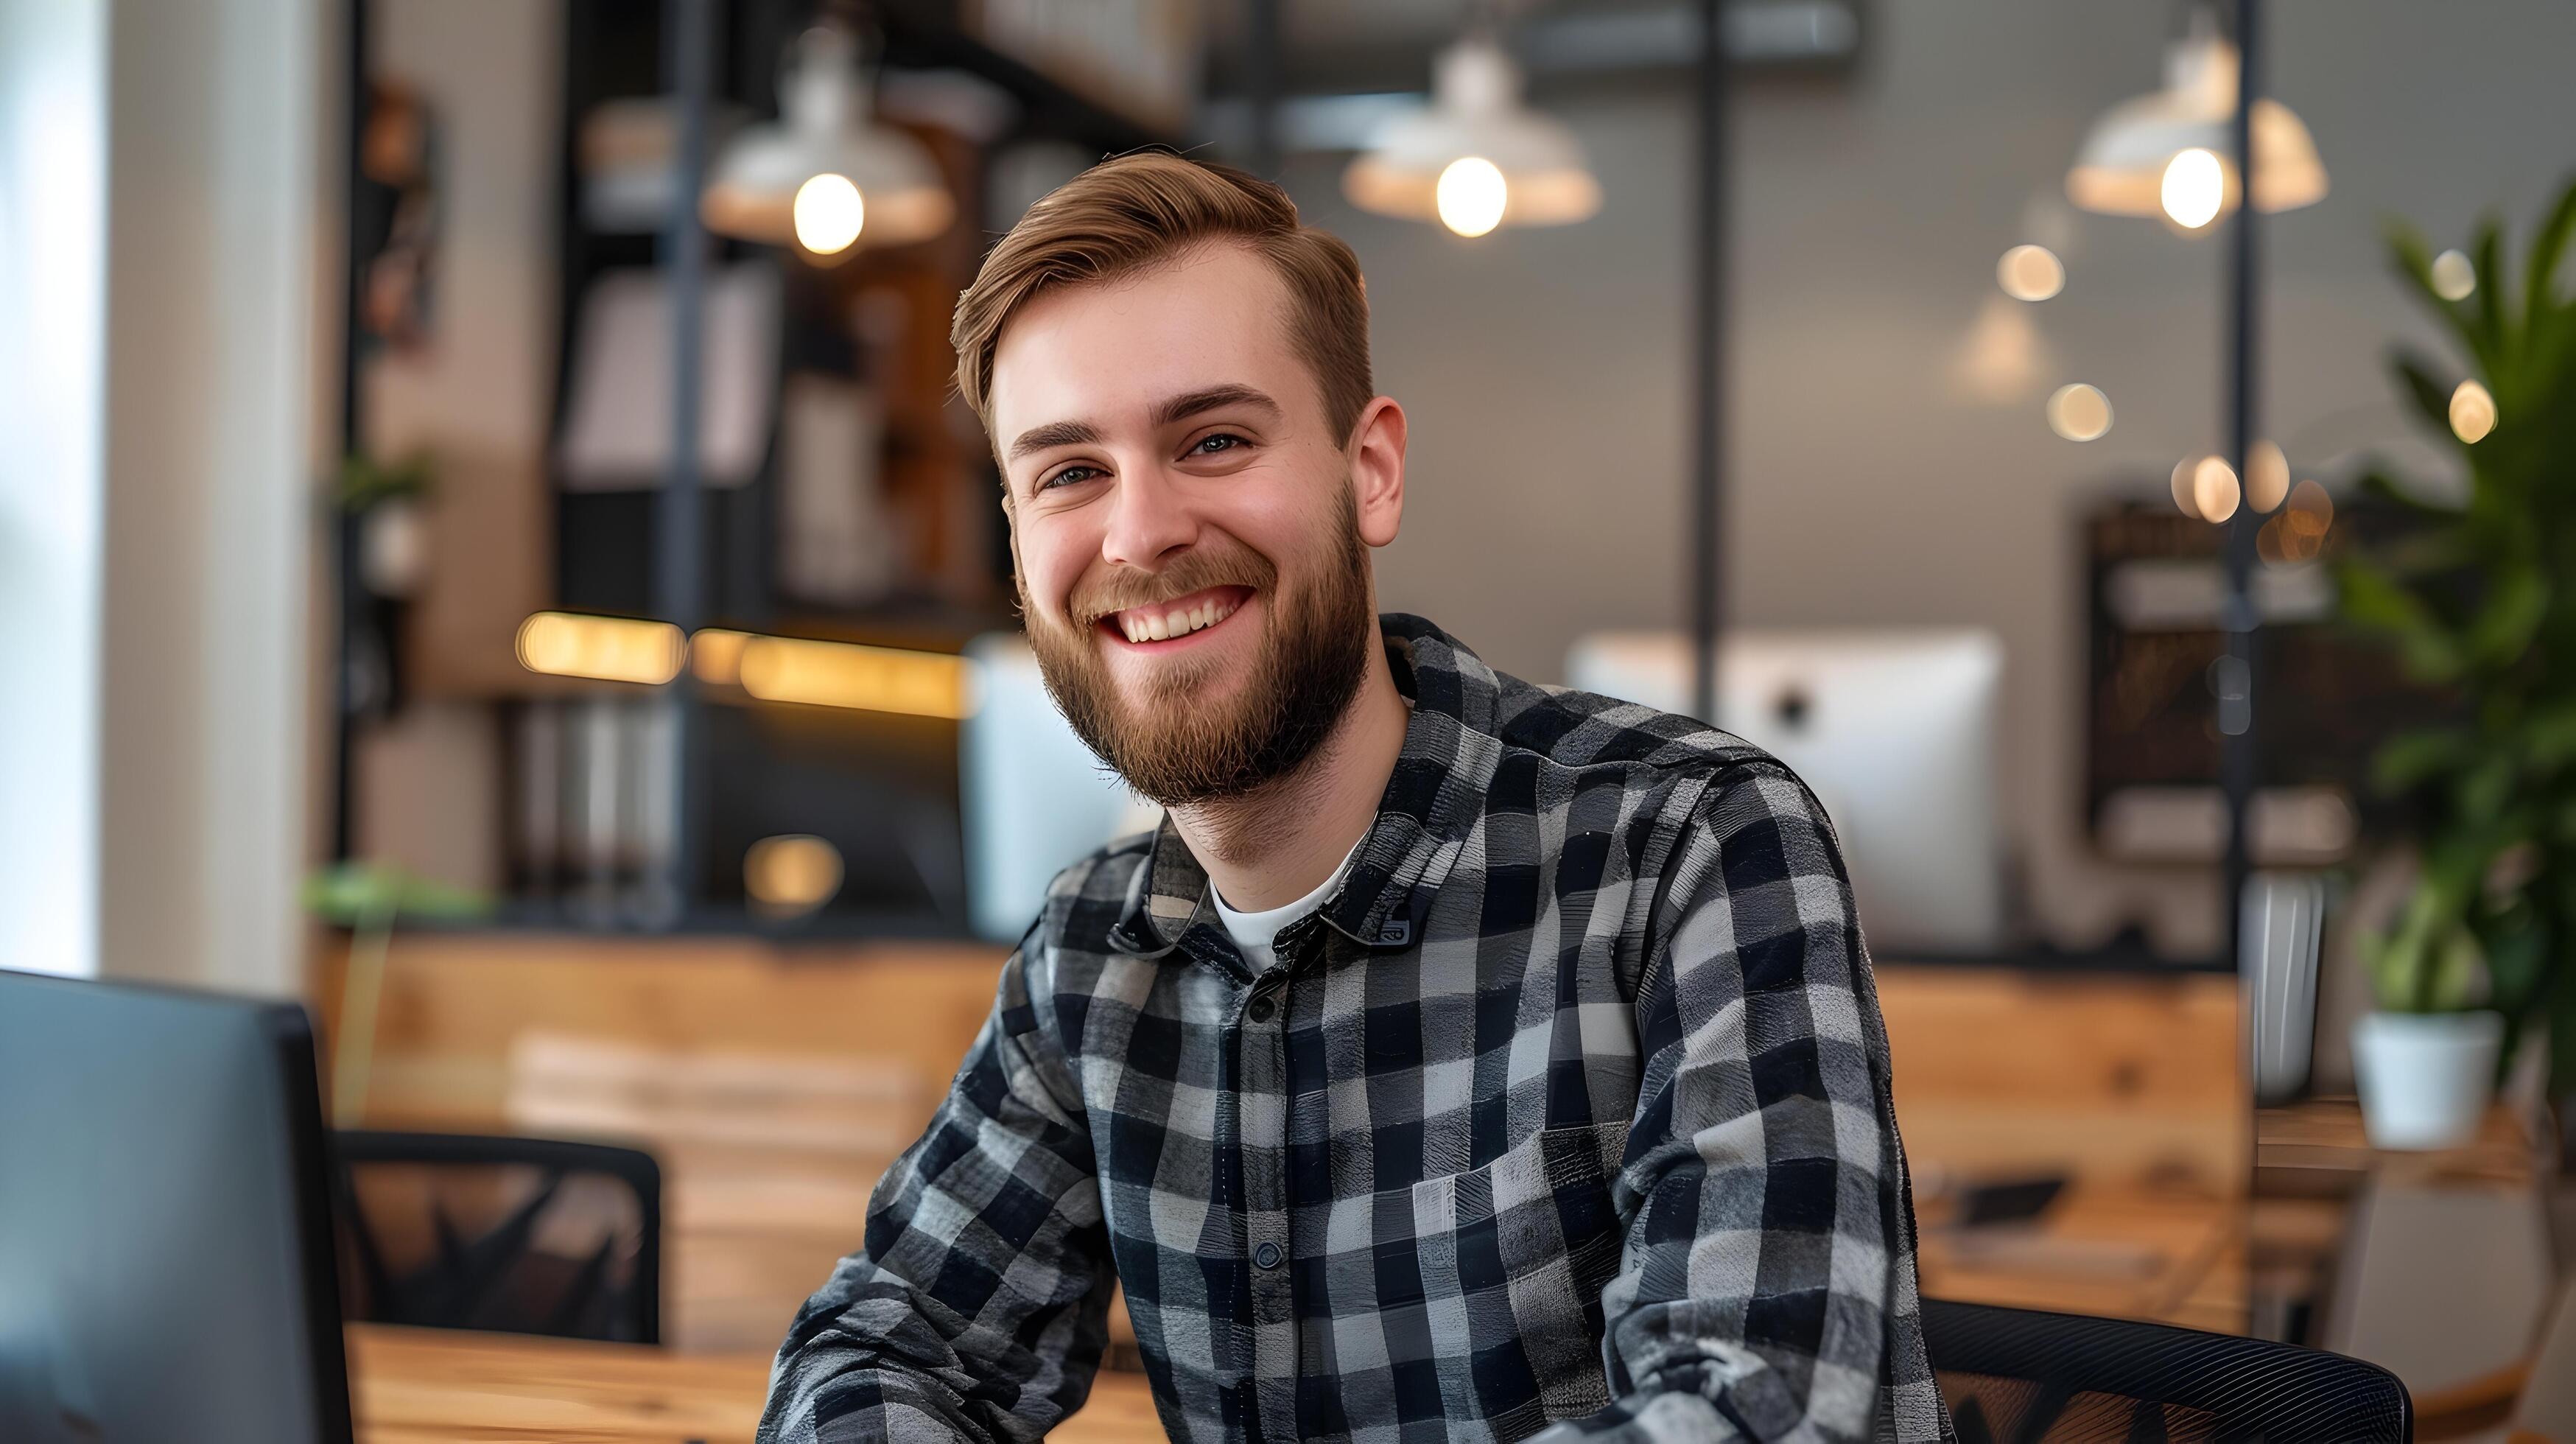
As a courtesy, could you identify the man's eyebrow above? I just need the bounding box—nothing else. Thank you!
[1006,419,1101,463]
[1003,386,1282,466]
[1154,384,1282,428]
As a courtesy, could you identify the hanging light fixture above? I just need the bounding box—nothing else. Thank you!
[701,24,953,256]
[1342,31,1601,239]
[2065,7,2325,228]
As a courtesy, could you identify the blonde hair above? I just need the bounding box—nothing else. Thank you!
[951,152,1372,446]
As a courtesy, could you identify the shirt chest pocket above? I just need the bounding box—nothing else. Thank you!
[1401,1121,1629,1434]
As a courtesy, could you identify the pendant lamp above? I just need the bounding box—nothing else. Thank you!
[701,24,954,256]
[2065,7,2324,228]
[1342,32,1601,239]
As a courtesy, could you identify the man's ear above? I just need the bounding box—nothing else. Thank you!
[1348,396,1407,549]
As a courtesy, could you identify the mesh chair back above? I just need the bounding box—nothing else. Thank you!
[1926,1300,2410,1443]
[331,1129,661,1344]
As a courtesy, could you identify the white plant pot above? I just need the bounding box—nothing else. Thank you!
[2351,1010,2502,1150]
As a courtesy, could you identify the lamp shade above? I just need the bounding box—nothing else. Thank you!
[2066,21,2325,221]
[1342,33,1601,236]
[701,26,954,253]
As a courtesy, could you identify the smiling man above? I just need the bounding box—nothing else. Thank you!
[760,154,1945,1444]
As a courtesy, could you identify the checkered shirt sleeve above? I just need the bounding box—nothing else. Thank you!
[1531,768,1941,1443]
[757,942,1114,1444]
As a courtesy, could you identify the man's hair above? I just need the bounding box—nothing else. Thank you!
[951,152,1373,449]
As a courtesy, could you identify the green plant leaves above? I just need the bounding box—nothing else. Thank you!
[2390,350,2459,439]
[2525,181,2576,338]
[2372,726,2474,794]
[2338,555,2466,682]
[2356,173,2576,1089]
[2464,568,2548,667]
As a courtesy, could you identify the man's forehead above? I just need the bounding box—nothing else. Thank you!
[989,243,1308,434]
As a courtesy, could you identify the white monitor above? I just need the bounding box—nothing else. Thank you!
[1564,630,2005,956]
[960,634,1160,943]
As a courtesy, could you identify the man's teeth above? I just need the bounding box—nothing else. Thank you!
[1118,597,1235,644]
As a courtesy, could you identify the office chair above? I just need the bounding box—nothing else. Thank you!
[331,1129,662,1345]
[1926,1299,2410,1443]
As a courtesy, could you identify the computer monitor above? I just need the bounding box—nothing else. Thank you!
[1565,629,2006,956]
[0,969,354,1444]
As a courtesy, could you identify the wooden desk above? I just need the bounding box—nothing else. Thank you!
[347,1325,1168,1443]
[1917,1188,2243,1333]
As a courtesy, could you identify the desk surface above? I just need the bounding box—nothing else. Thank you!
[350,1180,2237,1444]
[351,1180,2239,1444]
[1916,1188,2243,1333]
[347,1325,1168,1444]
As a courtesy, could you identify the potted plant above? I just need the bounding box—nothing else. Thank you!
[2337,175,2576,1149]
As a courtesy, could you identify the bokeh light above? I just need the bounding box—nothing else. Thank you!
[2247,440,2289,513]
[2429,248,2477,302]
[2449,379,2496,443]
[745,834,844,916]
[2285,477,2334,533]
[2192,455,2240,522]
[1435,157,1508,238]
[2172,455,2205,519]
[2260,480,2334,567]
[1998,244,2065,302]
[2046,382,2113,441]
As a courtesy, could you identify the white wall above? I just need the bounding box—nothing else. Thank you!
[95,0,323,993]
[0,0,108,978]
[1293,0,2576,955]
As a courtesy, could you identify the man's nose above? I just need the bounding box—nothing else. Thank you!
[1098,463,1198,570]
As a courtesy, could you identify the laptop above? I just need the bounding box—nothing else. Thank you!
[0,967,355,1443]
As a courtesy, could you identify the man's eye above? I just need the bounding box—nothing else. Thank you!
[1039,465,1103,491]
[1190,433,1246,456]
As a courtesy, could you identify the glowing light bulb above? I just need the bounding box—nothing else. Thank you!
[793,172,866,254]
[1998,244,2065,301]
[1435,157,1507,238]
[2429,249,2477,302]
[2449,379,2496,443]
[2161,148,2225,230]
[2046,382,2112,441]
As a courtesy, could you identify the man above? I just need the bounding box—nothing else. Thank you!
[761,153,1945,1444]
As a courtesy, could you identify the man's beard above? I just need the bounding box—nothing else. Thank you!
[1022,497,1374,807]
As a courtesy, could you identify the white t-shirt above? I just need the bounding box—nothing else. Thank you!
[1212,838,1364,976]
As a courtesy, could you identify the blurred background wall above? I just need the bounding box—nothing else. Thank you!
[1306,0,2576,956]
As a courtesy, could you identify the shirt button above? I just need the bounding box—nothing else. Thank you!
[1247,995,1276,1023]
[1254,1241,1282,1269]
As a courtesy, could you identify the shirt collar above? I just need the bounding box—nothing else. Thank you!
[1109,614,1503,960]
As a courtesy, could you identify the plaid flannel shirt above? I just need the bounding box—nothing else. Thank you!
[762,614,1948,1444]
